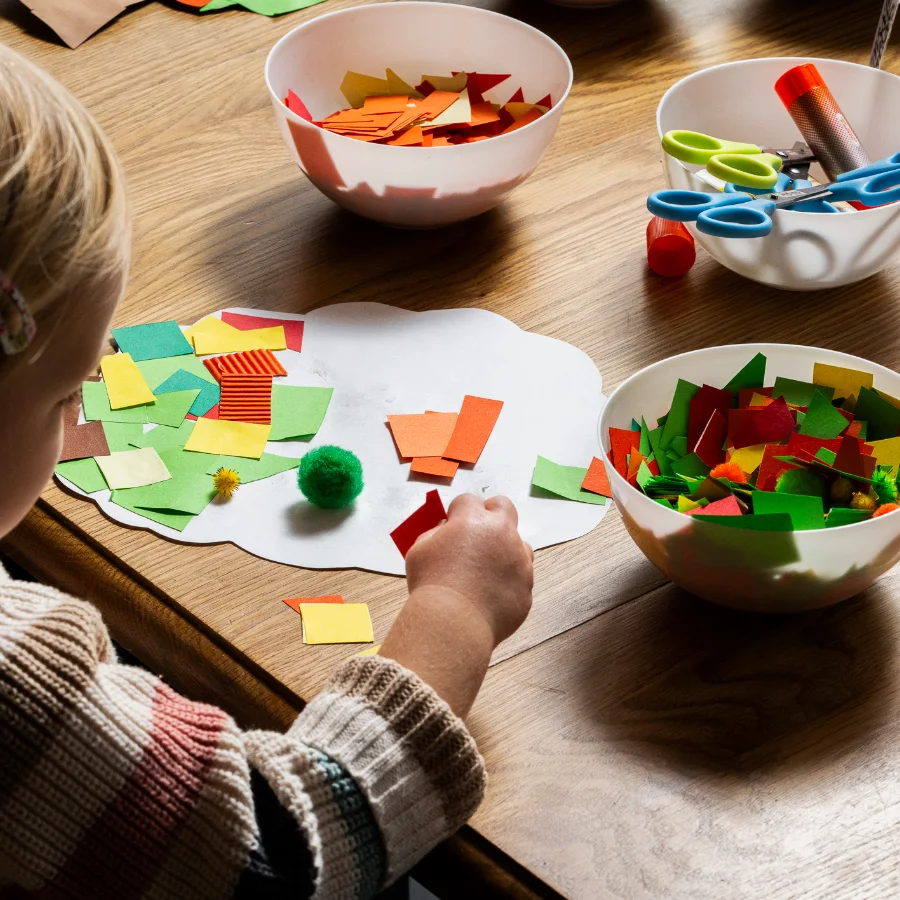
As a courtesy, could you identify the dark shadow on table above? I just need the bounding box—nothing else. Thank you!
[580,581,893,775]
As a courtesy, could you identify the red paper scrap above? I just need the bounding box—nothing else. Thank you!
[831,435,878,479]
[756,443,798,492]
[442,396,503,464]
[283,596,344,615]
[694,409,728,468]
[581,457,612,497]
[221,312,304,353]
[203,348,287,383]
[688,384,733,451]
[687,494,743,517]
[609,427,640,478]
[508,87,524,103]
[391,489,447,557]
[462,72,511,103]
[285,90,313,122]
[728,396,795,449]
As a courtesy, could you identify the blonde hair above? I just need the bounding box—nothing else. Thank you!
[0,43,129,364]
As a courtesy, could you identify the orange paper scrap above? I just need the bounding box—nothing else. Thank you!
[410,457,460,478]
[283,596,344,615]
[219,374,273,424]
[204,349,287,383]
[387,412,458,459]
[582,457,612,498]
[442,396,503,464]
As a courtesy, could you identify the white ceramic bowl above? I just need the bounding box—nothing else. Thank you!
[599,344,900,612]
[265,2,572,228]
[657,58,900,290]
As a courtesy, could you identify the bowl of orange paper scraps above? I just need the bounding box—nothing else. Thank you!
[265,2,572,228]
[600,344,900,613]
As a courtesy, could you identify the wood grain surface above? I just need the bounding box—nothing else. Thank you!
[2,0,900,896]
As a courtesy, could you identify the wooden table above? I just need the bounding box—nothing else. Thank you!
[3,0,900,896]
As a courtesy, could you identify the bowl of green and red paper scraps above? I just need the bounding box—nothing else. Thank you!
[599,344,900,612]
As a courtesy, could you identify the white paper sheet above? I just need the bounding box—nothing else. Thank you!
[58,303,609,576]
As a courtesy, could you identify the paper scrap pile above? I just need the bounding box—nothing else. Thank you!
[607,353,900,530]
[56,313,332,531]
[285,70,551,146]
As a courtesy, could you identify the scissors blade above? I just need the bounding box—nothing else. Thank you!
[769,185,834,207]
[761,142,816,181]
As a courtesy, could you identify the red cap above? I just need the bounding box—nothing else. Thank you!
[775,64,824,109]
[646,217,695,277]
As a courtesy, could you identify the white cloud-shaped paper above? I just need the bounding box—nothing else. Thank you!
[59,303,609,576]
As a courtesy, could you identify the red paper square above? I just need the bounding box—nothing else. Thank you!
[390,490,447,558]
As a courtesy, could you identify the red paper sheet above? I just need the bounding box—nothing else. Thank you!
[688,384,733,450]
[831,435,877,478]
[609,427,640,478]
[285,90,313,123]
[390,489,447,557]
[442,396,503,463]
[728,396,795,449]
[581,457,612,497]
[687,494,743,517]
[756,443,799,492]
[694,409,728,468]
[220,312,304,353]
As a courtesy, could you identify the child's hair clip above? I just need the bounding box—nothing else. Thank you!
[0,269,36,356]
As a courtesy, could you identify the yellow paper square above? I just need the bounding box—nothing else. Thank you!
[729,443,768,474]
[866,436,900,476]
[813,363,874,403]
[184,316,241,347]
[95,448,170,489]
[341,71,390,108]
[192,326,286,356]
[100,353,156,409]
[300,603,374,644]
[184,418,271,459]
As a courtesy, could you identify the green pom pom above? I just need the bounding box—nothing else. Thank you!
[298,446,364,509]
[775,468,826,497]
[871,468,899,505]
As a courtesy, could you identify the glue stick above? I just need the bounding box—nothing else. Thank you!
[774,64,870,181]
[646,217,695,277]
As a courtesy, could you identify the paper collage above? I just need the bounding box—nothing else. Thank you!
[56,303,609,576]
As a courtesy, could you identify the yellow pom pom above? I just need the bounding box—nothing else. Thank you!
[213,467,240,499]
[850,490,877,511]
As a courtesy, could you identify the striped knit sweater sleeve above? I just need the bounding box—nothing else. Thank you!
[0,564,486,899]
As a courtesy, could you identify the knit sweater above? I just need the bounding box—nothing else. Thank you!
[0,563,486,898]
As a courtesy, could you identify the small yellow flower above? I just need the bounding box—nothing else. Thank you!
[213,467,240,499]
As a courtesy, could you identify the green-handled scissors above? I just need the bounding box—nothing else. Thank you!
[662,130,817,191]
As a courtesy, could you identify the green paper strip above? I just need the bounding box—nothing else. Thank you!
[855,387,900,441]
[137,355,217,391]
[82,381,149,423]
[55,458,108,493]
[130,420,196,452]
[692,512,794,531]
[531,456,607,505]
[660,379,700,450]
[102,421,146,453]
[112,448,218,515]
[269,385,334,441]
[669,453,711,479]
[797,389,849,440]
[826,507,874,527]
[200,0,329,15]
[145,389,201,427]
[753,491,825,530]
[772,377,834,407]
[109,492,196,531]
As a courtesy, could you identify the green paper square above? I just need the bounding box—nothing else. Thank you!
[692,512,795,531]
[109,492,196,531]
[669,453,711,479]
[269,385,333,441]
[113,448,218,515]
[144,389,201,427]
[723,352,766,393]
[647,426,671,476]
[660,379,700,450]
[773,377,834,407]
[55,458,108,493]
[669,436,688,458]
[753,492,825,530]
[531,456,607,505]
[137,355,217,391]
[797,390,849,440]
[155,369,220,417]
[206,453,301,485]
[815,447,837,465]
[826,507,873,527]
[855,387,900,441]
[639,418,651,458]
[636,460,654,490]
[111,320,193,362]
[82,381,148,424]
[130,420,196,452]
[102,421,145,453]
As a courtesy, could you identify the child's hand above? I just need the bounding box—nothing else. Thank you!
[380,494,533,718]
[405,494,533,646]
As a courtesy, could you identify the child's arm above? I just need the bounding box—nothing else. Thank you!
[0,494,532,899]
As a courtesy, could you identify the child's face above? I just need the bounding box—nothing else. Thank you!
[0,273,124,538]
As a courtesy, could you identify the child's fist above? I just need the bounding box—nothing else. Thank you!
[405,493,533,646]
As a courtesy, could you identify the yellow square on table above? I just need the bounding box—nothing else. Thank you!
[183,418,271,459]
[300,603,374,644]
[100,353,156,409]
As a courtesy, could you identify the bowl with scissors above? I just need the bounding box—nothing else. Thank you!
[652,58,900,290]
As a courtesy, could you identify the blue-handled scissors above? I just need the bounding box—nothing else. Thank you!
[648,167,900,238]
[725,173,838,213]
[835,152,900,181]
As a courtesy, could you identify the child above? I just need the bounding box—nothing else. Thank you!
[0,44,534,898]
